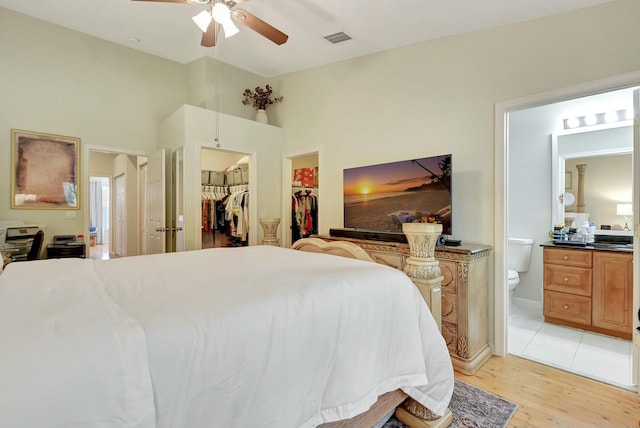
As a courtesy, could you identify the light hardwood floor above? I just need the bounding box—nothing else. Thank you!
[456,355,639,427]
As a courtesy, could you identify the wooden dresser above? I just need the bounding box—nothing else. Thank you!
[317,235,492,375]
[543,246,633,340]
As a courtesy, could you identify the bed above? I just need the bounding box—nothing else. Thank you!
[0,241,453,427]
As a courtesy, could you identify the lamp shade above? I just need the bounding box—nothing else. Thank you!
[211,3,239,38]
[192,10,212,33]
[616,203,633,216]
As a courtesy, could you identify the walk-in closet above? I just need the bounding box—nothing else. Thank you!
[201,148,250,248]
[290,154,319,245]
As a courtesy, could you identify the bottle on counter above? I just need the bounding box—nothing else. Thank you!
[587,223,595,243]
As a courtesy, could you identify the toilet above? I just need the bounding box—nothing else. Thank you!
[508,237,534,314]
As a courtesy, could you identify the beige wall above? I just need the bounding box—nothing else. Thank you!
[89,152,118,178]
[0,8,186,244]
[275,0,640,246]
[2,1,640,253]
[201,148,245,172]
[186,57,274,124]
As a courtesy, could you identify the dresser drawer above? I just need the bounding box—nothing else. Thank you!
[441,291,457,323]
[439,261,457,294]
[441,321,457,355]
[544,290,591,326]
[543,247,592,268]
[544,264,592,296]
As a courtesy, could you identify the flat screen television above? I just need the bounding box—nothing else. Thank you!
[343,154,452,236]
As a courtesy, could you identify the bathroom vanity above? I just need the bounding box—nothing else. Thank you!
[541,243,633,340]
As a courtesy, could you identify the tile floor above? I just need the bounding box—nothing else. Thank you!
[508,299,634,390]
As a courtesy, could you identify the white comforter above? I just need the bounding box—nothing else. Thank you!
[0,246,453,428]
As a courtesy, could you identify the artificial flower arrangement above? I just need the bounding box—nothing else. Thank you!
[241,85,283,110]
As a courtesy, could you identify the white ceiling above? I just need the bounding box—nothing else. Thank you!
[0,0,614,77]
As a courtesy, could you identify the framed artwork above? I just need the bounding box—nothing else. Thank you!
[565,171,572,189]
[10,129,81,209]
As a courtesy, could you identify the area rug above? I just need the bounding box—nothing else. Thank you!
[382,379,518,428]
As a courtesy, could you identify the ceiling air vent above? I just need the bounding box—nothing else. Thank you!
[324,32,352,44]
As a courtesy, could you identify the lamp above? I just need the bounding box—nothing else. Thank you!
[616,203,633,231]
[192,9,212,32]
[192,3,239,38]
[211,3,239,37]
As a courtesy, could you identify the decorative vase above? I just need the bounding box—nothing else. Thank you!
[255,109,268,124]
[259,217,280,246]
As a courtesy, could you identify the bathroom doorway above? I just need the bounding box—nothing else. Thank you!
[496,75,640,391]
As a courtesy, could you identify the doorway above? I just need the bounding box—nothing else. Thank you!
[283,151,319,246]
[89,176,110,260]
[200,147,251,249]
[495,74,640,391]
[87,148,149,259]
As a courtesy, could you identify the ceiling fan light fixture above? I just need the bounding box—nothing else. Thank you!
[212,3,239,38]
[192,9,212,33]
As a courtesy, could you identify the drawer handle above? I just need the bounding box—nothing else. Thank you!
[563,255,569,260]
[564,277,569,282]
[563,305,569,310]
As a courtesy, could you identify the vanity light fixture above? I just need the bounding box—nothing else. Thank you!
[604,111,618,123]
[563,109,633,130]
[624,109,634,120]
[584,114,598,126]
[616,203,633,231]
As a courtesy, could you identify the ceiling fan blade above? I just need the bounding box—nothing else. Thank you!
[201,21,220,47]
[131,0,189,3]
[232,9,288,45]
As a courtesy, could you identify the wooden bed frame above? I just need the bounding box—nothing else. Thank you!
[291,238,453,428]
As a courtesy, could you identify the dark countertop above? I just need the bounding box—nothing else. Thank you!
[541,241,633,253]
[318,234,491,255]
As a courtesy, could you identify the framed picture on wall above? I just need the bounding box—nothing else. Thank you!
[565,171,572,189]
[10,129,81,209]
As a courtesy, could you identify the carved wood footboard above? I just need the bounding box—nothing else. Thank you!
[291,238,452,428]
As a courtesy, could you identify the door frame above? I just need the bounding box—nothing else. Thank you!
[196,143,257,248]
[494,70,640,383]
[282,149,322,247]
[88,175,111,250]
[114,173,126,257]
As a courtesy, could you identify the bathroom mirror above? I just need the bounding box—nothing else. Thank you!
[551,123,633,236]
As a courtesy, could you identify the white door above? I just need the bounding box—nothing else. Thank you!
[173,147,185,252]
[145,149,166,254]
[140,164,148,255]
[632,89,639,391]
[115,174,126,257]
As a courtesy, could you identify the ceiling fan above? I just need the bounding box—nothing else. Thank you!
[132,0,288,47]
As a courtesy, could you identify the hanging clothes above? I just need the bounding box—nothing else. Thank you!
[225,185,249,245]
[291,188,318,243]
[202,185,231,247]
